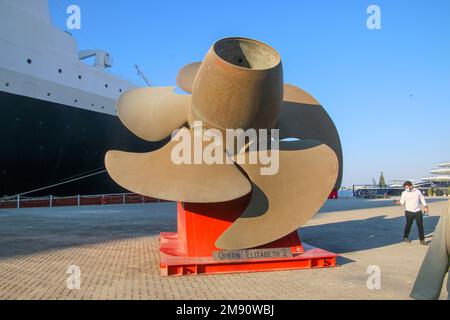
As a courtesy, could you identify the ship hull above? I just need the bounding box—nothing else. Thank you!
[0,90,165,197]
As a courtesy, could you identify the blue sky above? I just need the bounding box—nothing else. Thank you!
[49,0,450,187]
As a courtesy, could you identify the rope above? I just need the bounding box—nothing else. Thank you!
[1,168,107,200]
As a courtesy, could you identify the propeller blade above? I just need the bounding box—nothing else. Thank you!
[117,86,190,142]
[105,128,252,203]
[279,83,343,189]
[215,140,338,250]
[176,62,202,93]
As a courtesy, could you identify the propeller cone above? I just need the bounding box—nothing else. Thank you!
[189,37,283,131]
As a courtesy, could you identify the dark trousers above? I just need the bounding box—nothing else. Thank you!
[404,211,425,241]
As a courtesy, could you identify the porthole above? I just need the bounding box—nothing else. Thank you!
[105,84,109,88]
[5,82,9,87]
[101,106,105,109]
[74,99,78,103]
[91,103,94,107]
[47,93,51,96]
[78,75,82,80]
[119,88,122,93]
[27,59,32,64]
[58,69,62,73]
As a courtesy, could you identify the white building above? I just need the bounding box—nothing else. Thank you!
[422,163,450,185]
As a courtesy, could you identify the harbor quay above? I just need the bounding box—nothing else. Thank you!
[0,198,447,300]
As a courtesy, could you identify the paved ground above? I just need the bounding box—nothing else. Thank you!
[0,198,448,300]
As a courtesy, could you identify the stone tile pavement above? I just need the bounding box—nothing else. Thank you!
[0,199,448,300]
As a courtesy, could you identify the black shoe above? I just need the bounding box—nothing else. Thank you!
[420,240,428,246]
[403,237,412,243]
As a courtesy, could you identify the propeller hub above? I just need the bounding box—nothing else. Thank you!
[189,37,284,132]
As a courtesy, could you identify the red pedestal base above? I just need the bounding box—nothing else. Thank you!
[329,189,339,199]
[159,196,337,276]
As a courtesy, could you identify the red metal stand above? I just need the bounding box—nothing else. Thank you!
[328,189,339,199]
[160,195,337,276]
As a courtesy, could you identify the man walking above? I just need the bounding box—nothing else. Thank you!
[394,181,429,245]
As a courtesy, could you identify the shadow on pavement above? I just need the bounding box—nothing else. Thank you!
[300,214,440,256]
[319,198,448,214]
[0,199,446,262]
[0,203,177,259]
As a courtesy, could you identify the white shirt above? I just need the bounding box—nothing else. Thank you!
[400,189,427,212]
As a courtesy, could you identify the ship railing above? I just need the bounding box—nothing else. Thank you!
[0,193,171,210]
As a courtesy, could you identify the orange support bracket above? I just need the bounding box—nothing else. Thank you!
[160,195,337,276]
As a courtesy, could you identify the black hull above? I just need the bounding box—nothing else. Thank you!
[0,91,165,197]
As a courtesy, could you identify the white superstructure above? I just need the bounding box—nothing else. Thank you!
[422,163,450,183]
[0,0,136,116]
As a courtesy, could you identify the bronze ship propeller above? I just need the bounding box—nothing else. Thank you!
[105,37,343,250]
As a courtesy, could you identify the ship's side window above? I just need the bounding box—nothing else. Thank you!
[47,93,51,96]
[74,99,78,103]
[5,82,9,87]
[119,89,122,93]
[58,69,62,74]
[27,59,32,64]
[105,84,109,88]
[78,75,82,80]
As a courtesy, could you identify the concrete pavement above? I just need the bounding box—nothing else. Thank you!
[0,198,448,300]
